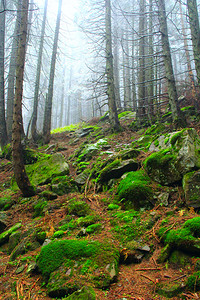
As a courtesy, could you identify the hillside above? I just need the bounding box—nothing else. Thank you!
[1,110,200,300]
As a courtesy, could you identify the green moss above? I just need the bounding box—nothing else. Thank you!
[33,200,48,218]
[63,286,96,300]
[145,123,166,136]
[154,139,159,147]
[97,159,121,182]
[86,224,102,234]
[37,240,99,278]
[80,259,92,274]
[53,230,65,238]
[51,123,81,134]
[165,228,195,245]
[144,149,175,169]
[183,217,200,237]
[186,271,200,291]
[59,219,77,231]
[118,111,132,119]
[68,200,91,217]
[107,204,120,210]
[117,170,153,210]
[181,105,194,112]
[76,215,100,227]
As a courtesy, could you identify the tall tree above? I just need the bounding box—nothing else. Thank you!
[105,0,120,131]
[156,0,180,122]
[31,0,48,141]
[187,0,200,86]
[12,0,35,197]
[6,0,22,141]
[137,0,146,123]
[0,0,8,149]
[43,0,62,144]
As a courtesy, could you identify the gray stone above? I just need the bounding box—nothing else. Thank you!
[146,128,200,185]
[0,212,7,233]
[157,192,169,206]
[75,172,89,185]
[26,262,37,274]
[99,159,139,182]
[183,170,200,208]
[15,264,26,274]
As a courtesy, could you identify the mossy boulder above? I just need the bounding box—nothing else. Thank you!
[0,195,14,211]
[68,200,91,217]
[33,199,48,218]
[8,230,22,254]
[25,153,69,186]
[132,135,152,150]
[146,129,200,185]
[144,149,180,185]
[51,176,78,196]
[98,159,139,183]
[183,170,200,208]
[158,217,200,258]
[62,286,96,300]
[117,170,154,210]
[37,239,119,297]
[0,212,7,233]
[169,250,191,268]
[0,223,21,246]
[156,282,184,298]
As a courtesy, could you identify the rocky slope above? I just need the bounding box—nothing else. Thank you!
[1,109,200,299]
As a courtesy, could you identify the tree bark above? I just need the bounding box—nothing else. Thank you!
[137,0,146,123]
[6,0,22,141]
[0,0,8,149]
[187,0,200,87]
[31,0,48,141]
[156,0,180,122]
[43,0,62,144]
[105,0,120,131]
[12,0,35,197]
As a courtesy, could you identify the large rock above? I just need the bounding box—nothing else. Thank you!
[36,239,119,298]
[98,159,139,183]
[117,170,154,210]
[183,170,200,208]
[0,212,8,233]
[0,223,21,246]
[25,153,69,186]
[145,128,200,185]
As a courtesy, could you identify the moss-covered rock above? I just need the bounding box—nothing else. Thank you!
[144,149,181,185]
[0,212,7,233]
[0,195,14,211]
[62,286,96,300]
[68,200,91,217]
[183,170,200,208]
[98,159,139,183]
[156,282,184,298]
[37,239,119,297]
[117,170,154,210]
[33,199,48,218]
[51,176,78,196]
[169,250,191,268]
[25,153,69,186]
[85,223,102,234]
[8,230,22,254]
[186,271,200,291]
[0,223,21,246]
[158,217,200,257]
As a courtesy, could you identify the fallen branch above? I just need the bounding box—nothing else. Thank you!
[135,267,163,271]
[140,273,155,283]
[171,274,186,282]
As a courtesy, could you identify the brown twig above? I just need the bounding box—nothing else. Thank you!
[27,278,40,300]
[135,267,163,271]
[171,274,186,282]
[140,273,155,283]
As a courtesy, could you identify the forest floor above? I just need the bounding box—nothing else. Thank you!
[0,118,200,300]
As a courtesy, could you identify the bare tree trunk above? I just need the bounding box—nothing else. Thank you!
[113,26,121,109]
[66,67,72,125]
[137,0,146,123]
[0,0,8,149]
[105,0,120,131]
[156,0,180,122]
[179,1,196,101]
[59,68,65,128]
[147,0,154,117]
[6,0,22,141]
[12,0,35,197]
[187,0,200,87]
[31,0,48,141]
[43,0,62,144]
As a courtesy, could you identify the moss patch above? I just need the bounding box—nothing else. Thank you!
[117,170,153,210]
